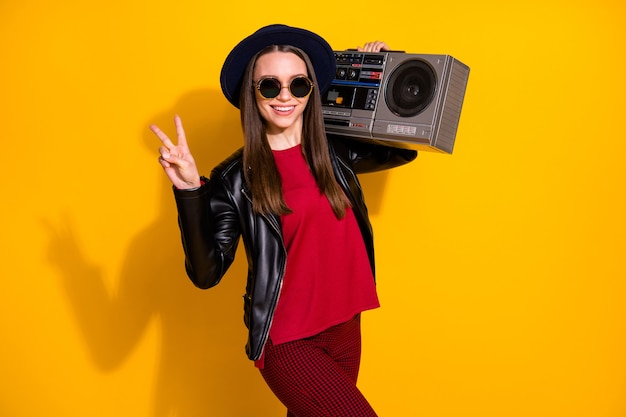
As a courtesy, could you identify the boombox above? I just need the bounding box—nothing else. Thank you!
[322,51,470,154]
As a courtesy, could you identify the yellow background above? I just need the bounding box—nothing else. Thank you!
[1,0,624,416]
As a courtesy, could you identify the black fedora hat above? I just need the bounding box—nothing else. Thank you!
[220,24,336,109]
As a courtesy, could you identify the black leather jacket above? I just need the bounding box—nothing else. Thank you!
[173,136,417,360]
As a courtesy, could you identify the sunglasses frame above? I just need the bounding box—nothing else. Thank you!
[255,76,314,100]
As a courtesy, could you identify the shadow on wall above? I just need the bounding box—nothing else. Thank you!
[43,88,391,417]
[43,89,270,417]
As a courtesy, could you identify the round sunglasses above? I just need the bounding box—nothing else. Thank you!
[255,76,314,99]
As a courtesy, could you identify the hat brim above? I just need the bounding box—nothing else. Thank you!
[220,24,336,109]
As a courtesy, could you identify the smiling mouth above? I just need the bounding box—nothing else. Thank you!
[272,105,295,113]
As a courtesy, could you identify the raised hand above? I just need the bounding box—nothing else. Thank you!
[150,115,202,190]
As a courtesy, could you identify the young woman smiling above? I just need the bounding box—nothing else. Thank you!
[150,24,417,416]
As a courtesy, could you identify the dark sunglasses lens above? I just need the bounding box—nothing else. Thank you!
[290,77,312,98]
[259,79,281,98]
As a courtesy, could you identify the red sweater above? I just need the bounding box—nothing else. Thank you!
[267,144,380,345]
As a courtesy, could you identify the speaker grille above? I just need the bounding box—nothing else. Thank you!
[434,58,470,154]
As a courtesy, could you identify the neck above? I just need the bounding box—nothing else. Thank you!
[266,126,302,150]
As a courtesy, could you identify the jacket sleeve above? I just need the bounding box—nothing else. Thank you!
[173,175,241,289]
[327,134,418,174]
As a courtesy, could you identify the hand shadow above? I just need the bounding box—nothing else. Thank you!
[45,89,280,417]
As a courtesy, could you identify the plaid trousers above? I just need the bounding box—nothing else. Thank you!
[259,314,377,417]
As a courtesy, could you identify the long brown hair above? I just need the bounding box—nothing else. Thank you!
[239,45,350,219]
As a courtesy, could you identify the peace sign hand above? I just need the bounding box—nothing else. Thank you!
[150,115,202,190]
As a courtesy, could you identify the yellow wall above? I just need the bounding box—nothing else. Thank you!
[1,1,624,416]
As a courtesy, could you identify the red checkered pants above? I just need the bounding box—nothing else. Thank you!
[259,314,377,417]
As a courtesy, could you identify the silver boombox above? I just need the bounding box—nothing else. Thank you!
[322,51,470,154]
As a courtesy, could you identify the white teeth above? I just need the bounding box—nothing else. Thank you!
[273,106,294,111]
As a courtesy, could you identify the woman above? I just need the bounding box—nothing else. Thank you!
[150,24,417,417]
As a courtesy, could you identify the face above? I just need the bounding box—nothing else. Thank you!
[253,51,310,135]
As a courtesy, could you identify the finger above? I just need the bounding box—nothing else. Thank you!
[360,41,390,52]
[157,155,171,168]
[356,42,374,52]
[377,41,391,52]
[150,124,176,149]
[174,115,189,149]
[368,41,385,52]
[158,145,172,160]
[156,142,187,167]
[158,145,188,169]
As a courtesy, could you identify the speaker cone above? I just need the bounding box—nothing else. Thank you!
[385,59,437,117]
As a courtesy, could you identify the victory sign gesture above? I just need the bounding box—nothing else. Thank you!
[150,115,202,190]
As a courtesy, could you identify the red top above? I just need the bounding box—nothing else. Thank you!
[267,144,380,345]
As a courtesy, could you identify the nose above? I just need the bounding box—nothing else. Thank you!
[276,85,292,100]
